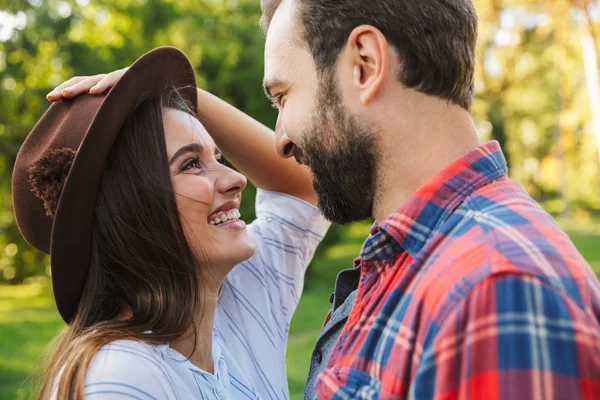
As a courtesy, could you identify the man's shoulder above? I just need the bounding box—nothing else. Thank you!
[414,178,597,321]
[453,175,555,234]
[436,176,586,276]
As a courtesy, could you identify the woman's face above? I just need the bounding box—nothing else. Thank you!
[163,108,256,283]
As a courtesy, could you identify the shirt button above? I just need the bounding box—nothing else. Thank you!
[315,351,323,364]
[217,389,227,400]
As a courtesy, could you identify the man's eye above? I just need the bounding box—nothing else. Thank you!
[270,95,283,109]
[181,157,201,171]
[216,154,228,166]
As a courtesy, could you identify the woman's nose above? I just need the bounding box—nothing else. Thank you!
[219,168,247,196]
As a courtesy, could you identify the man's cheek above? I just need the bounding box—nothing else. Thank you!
[286,105,312,145]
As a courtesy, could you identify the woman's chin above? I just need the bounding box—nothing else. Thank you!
[218,235,257,266]
[242,238,257,259]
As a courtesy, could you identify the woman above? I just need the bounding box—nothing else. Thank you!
[13,47,329,399]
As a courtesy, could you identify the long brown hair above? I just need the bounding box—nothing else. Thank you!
[38,90,204,399]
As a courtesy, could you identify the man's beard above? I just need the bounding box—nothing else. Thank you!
[293,72,378,225]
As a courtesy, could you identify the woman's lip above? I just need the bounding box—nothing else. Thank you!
[210,219,246,230]
[208,200,240,219]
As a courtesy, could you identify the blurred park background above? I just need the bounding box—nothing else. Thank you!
[1,0,600,398]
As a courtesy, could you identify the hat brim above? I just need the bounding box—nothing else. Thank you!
[49,47,197,323]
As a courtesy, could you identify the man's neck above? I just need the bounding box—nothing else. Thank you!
[372,97,481,222]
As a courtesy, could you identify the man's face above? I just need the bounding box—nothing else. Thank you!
[263,0,379,224]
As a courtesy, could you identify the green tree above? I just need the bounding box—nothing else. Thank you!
[0,0,276,283]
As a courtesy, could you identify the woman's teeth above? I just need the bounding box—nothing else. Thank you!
[209,209,241,226]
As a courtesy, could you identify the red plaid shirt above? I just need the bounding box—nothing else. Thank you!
[315,141,600,399]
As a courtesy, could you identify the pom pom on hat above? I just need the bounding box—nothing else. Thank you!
[28,148,76,218]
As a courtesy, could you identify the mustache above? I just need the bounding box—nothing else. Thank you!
[292,145,307,166]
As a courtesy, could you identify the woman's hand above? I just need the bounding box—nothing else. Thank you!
[46,67,129,102]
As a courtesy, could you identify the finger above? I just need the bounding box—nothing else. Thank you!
[89,68,128,94]
[46,76,90,101]
[60,74,107,98]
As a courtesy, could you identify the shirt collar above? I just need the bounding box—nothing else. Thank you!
[360,141,508,262]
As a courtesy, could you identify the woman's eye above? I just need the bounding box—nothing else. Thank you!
[181,157,201,172]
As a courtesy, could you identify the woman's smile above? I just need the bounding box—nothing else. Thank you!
[207,199,245,230]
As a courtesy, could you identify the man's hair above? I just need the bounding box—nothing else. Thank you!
[260,0,478,110]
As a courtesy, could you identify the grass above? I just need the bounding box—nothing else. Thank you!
[1,220,599,400]
[0,280,63,399]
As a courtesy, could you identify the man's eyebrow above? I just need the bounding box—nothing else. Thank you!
[169,143,203,165]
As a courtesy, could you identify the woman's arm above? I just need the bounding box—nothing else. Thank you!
[195,89,317,205]
[48,71,318,205]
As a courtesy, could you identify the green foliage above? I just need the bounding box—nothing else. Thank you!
[473,0,600,215]
[1,0,278,283]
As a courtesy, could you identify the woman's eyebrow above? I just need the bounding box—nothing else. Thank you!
[169,143,203,165]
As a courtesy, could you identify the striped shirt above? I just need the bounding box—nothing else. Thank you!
[315,141,600,399]
[80,189,331,399]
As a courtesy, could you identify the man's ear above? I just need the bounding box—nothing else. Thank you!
[347,25,390,105]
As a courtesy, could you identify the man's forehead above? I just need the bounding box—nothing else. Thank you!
[264,0,302,81]
[264,42,291,80]
[264,28,291,81]
[264,0,299,53]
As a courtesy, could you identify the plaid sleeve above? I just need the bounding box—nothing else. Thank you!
[410,274,600,400]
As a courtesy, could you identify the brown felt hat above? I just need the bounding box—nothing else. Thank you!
[12,47,197,323]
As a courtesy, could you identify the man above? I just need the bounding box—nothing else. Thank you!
[260,0,600,398]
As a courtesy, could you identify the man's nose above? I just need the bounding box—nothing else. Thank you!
[274,117,295,159]
[274,131,295,159]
